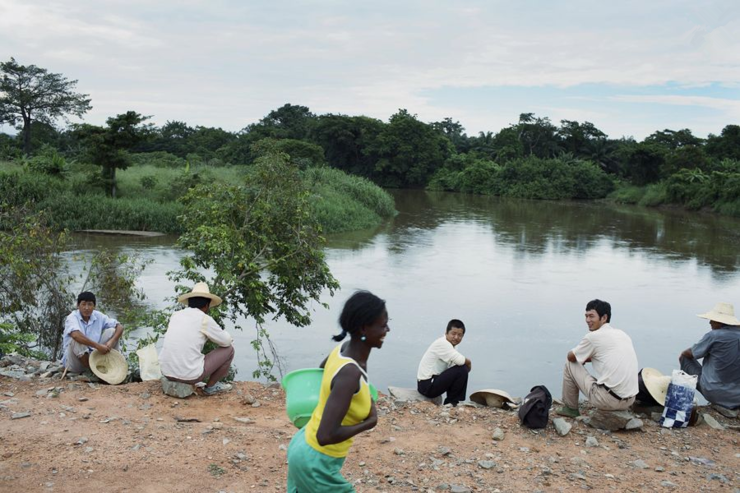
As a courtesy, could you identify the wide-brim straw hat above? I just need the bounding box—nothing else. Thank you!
[638,368,671,406]
[177,282,222,308]
[89,349,128,385]
[697,302,739,326]
[470,389,514,408]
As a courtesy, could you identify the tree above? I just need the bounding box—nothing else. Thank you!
[73,111,149,197]
[311,114,385,176]
[431,117,470,153]
[0,57,91,155]
[516,113,562,158]
[367,109,452,187]
[706,125,740,160]
[171,143,339,379]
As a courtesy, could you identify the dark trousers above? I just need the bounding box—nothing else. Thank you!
[417,365,469,406]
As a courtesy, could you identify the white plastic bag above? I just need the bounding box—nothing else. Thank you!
[137,344,162,381]
[660,370,698,428]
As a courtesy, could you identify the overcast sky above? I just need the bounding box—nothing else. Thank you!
[1,0,739,140]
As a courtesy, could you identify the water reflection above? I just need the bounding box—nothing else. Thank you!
[65,191,740,400]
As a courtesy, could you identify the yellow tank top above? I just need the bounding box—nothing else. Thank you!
[304,344,372,458]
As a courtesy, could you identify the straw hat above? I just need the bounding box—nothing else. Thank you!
[89,349,128,385]
[470,389,514,408]
[697,302,739,326]
[637,368,671,406]
[177,282,222,308]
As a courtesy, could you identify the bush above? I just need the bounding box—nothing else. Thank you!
[24,144,69,177]
[130,151,187,168]
[303,167,396,232]
[140,175,158,190]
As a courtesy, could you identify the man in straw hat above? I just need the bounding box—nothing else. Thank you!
[556,299,639,417]
[62,292,124,374]
[159,282,235,396]
[679,302,740,410]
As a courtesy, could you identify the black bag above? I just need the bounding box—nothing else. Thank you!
[518,385,552,429]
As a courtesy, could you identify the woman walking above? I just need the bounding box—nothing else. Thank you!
[287,290,389,492]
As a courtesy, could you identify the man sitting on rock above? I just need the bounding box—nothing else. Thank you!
[62,292,124,373]
[159,282,235,396]
[557,299,638,417]
[417,319,472,407]
[679,302,740,412]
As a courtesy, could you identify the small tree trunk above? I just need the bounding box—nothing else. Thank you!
[22,117,32,156]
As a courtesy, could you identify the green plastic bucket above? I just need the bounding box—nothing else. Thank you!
[282,368,379,429]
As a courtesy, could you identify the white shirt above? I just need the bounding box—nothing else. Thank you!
[417,336,466,381]
[159,307,233,380]
[571,323,639,398]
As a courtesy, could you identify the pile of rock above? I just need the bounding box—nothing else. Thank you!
[0,354,64,381]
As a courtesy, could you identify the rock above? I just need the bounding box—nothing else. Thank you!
[707,473,729,483]
[660,480,678,488]
[585,436,599,447]
[233,417,252,424]
[241,393,256,405]
[439,446,451,456]
[630,459,649,469]
[450,485,471,493]
[11,412,31,419]
[587,410,635,431]
[161,377,194,399]
[701,413,725,430]
[78,397,89,402]
[553,417,572,436]
[492,428,505,441]
[251,401,261,408]
[477,460,495,469]
[387,386,443,405]
[394,448,405,455]
[651,412,663,422]
[711,404,738,419]
[0,369,31,381]
[625,418,644,430]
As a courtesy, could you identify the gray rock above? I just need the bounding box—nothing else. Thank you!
[630,459,649,469]
[587,409,635,431]
[660,480,678,488]
[552,417,572,436]
[585,436,599,447]
[449,485,471,493]
[387,386,443,405]
[477,460,495,469]
[160,377,194,398]
[11,412,31,419]
[701,413,725,430]
[711,404,738,419]
[707,473,729,483]
[651,412,663,422]
[625,417,644,430]
[492,428,505,441]
[233,416,251,424]
[0,369,31,381]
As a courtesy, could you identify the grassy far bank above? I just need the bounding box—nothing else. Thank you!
[0,160,396,234]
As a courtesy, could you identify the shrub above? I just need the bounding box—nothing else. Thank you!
[25,144,69,177]
[130,151,187,168]
[140,175,158,190]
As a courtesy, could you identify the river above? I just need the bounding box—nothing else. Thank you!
[67,190,740,401]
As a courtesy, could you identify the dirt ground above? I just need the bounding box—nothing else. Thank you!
[1,377,739,493]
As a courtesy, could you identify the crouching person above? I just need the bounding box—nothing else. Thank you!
[63,292,123,373]
[159,282,235,396]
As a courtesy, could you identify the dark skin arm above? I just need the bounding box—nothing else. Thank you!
[567,351,591,363]
[316,364,377,446]
[680,348,694,360]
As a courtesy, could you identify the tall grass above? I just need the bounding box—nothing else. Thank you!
[304,167,396,233]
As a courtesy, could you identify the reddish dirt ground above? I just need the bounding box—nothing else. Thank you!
[1,377,738,492]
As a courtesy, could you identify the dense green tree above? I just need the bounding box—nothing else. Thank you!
[367,109,452,187]
[0,57,91,155]
[621,142,666,185]
[557,120,607,156]
[310,114,385,176]
[432,117,470,153]
[516,113,562,158]
[645,128,703,150]
[73,111,149,197]
[706,125,740,160]
[248,103,317,141]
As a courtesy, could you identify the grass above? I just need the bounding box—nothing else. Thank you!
[0,160,396,234]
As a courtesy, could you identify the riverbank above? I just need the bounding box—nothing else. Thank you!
[2,373,739,492]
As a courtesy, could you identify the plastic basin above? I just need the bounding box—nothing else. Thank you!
[281,368,380,429]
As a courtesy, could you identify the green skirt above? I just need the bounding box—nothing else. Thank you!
[286,427,354,492]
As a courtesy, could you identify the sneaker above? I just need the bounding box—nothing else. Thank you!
[555,406,581,418]
[203,382,233,396]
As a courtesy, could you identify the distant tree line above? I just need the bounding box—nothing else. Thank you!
[2,57,739,213]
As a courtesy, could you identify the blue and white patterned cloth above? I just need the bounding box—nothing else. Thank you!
[660,372,698,428]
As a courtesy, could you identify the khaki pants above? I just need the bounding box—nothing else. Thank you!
[562,360,635,411]
[65,328,119,373]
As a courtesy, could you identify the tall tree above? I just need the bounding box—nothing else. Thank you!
[0,57,91,155]
[73,111,149,197]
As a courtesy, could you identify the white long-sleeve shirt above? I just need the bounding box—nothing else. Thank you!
[159,307,233,380]
[417,336,466,381]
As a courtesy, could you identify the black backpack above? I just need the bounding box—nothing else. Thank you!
[518,385,552,429]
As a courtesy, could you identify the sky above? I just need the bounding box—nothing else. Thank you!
[1,0,739,140]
